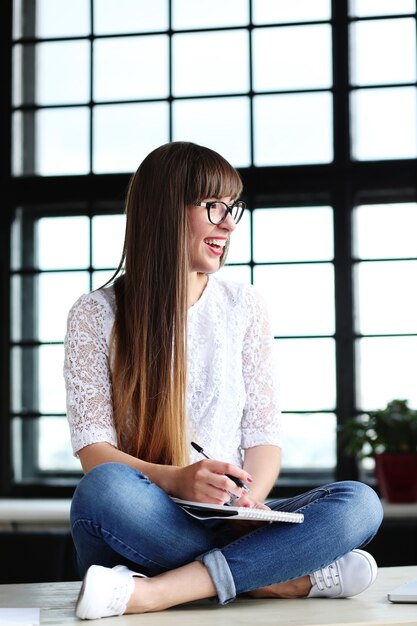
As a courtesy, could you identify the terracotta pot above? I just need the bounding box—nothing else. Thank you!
[374,453,417,503]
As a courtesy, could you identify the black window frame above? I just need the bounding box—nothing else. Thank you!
[1,0,416,498]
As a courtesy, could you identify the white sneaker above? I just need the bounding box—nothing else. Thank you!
[308,549,377,599]
[76,564,146,620]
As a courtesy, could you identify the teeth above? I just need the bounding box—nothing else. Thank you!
[205,239,226,247]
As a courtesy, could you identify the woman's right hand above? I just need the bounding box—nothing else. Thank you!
[169,460,252,504]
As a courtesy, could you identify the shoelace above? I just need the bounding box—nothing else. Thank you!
[312,563,340,591]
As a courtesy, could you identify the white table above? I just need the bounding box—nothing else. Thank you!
[0,566,416,625]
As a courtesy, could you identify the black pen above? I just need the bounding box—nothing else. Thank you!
[191,441,250,493]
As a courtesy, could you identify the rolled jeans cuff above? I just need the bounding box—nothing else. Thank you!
[196,549,236,605]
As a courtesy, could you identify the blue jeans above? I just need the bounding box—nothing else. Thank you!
[70,463,383,605]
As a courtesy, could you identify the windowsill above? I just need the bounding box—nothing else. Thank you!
[0,499,70,531]
[381,500,417,519]
[0,498,415,531]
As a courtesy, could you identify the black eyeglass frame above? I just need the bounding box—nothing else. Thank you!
[192,200,246,225]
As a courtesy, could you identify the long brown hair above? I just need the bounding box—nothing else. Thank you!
[110,142,243,466]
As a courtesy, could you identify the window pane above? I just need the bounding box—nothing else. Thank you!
[36,41,90,105]
[94,0,168,34]
[11,347,32,412]
[254,93,333,165]
[351,87,417,160]
[356,337,417,410]
[173,31,249,97]
[36,108,90,175]
[355,261,417,334]
[92,214,126,268]
[225,211,251,264]
[94,36,169,101]
[37,217,90,270]
[39,345,66,413]
[253,207,333,262]
[92,269,117,290]
[11,345,66,414]
[219,265,252,284]
[39,272,90,342]
[38,417,80,471]
[173,0,248,28]
[354,203,417,259]
[281,413,336,468]
[173,97,250,168]
[275,338,336,410]
[254,264,335,335]
[253,25,332,91]
[93,102,169,173]
[253,0,331,23]
[350,0,415,17]
[36,0,90,37]
[350,19,416,86]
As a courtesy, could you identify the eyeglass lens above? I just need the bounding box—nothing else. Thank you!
[209,202,244,224]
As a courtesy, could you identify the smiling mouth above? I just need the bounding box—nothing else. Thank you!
[204,238,227,251]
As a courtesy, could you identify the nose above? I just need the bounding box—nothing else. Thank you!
[220,212,237,232]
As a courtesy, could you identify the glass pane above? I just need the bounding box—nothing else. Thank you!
[92,214,126,268]
[39,272,90,342]
[253,207,334,262]
[254,264,335,335]
[354,203,417,259]
[350,19,416,86]
[92,269,117,290]
[94,0,168,34]
[12,45,23,106]
[172,97,250,168]
[93,102,169,173]
[281,413,336,468]
[39,344,66,414]
[37,216,90,270]
[253,25,332,91]
[351,87,417,160]
[355,261,417,334]
[36,107,90,175]
[356,336,417,410]
[225,211,251,264]
[12,111,25,176]
[36,0,90,37]
[275,338,336,410]
[254,92,333,165]
[350,0,415,17]
[173,30,249,97]
[94,36,168,101]
[38,417,80,471]
[173,0,248,28]
[253,0,331,23]
[11,347,29,412]
[218,264,252,284]
[35,41,90,105]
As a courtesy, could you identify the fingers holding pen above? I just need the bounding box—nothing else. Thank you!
[178,459,252,504]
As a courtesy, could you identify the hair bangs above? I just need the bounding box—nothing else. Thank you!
[186,147,243,204]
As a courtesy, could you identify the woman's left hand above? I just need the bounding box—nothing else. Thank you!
[228,495,271,536]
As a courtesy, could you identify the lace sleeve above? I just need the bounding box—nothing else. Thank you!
[241,287,282,450]
[64,293,118,456]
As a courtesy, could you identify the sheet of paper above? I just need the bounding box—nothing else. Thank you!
[0,607,40,625]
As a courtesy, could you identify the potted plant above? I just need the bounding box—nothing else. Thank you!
[340,399,417,503]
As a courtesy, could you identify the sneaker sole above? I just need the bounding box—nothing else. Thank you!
[75,565,101,620]
[352,549,378,589]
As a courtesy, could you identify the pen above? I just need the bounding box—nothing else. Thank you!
[191,441,250,493]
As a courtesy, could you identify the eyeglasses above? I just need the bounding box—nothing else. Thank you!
[192,200,246,225]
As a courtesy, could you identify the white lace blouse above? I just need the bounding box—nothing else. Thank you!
[64,274,282,467]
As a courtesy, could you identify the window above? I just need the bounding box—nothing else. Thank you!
[2,0,416,495]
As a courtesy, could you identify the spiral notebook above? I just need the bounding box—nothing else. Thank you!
[171,498,304,523]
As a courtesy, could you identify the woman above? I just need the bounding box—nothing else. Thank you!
[64,142,383,620]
